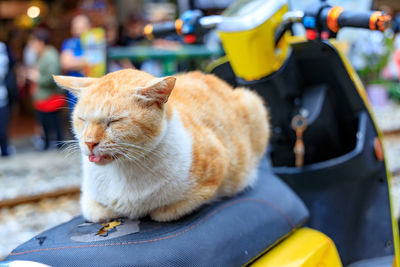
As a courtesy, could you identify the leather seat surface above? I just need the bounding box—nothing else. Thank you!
[5,157,309,267]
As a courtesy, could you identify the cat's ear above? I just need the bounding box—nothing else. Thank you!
[136,76,176,106]
[53,75,98,97]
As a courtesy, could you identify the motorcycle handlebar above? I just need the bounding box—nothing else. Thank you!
[143,19,183,39]
[144,7,392,43]
[321,7,391,32]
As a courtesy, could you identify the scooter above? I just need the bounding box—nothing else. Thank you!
[2,0,398,266]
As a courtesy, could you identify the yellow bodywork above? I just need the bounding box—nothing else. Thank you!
[211,24,399,267]
[251,228,342,267]
[218,4,290,81]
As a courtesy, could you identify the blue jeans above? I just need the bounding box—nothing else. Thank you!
[37,110,63,150]
[0,105,9,156]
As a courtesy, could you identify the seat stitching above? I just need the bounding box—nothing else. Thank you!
[10,198,297,256]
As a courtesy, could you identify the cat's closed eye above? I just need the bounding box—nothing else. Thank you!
[107,119,121,127]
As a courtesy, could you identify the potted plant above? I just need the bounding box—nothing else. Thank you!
[356,30,395,107]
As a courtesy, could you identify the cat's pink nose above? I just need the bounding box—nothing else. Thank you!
[85,141,99,152]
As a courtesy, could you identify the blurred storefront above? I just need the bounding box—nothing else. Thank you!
[0,0,126,139]
[376,0,400,11]
[1,0,399,140]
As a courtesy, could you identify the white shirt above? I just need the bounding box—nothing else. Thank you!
[0,42,9,108]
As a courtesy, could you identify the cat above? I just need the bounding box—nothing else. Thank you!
[53,69,269,223]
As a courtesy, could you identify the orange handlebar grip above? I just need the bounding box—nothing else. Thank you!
[143,24,154,40]
[376,13,392,31]
[175,19,183,35]
[327,6,344,33]
[369,11,382,30]
[370,11,392,31]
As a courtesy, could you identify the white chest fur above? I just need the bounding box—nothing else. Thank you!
[81,110,193,219]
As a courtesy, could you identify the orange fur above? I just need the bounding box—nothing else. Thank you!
[54,69,269,222]
[151,72,270,220]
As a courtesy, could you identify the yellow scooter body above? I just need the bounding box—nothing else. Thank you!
[251,228,342,267]
[209,37,399,267]
[217,0,290,81]
[213,0,399,266]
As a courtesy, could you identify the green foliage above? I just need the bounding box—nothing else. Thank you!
[388,82,400,103]
[357,32,395,85]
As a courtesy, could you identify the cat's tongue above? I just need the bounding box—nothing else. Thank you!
[89,155,102,163]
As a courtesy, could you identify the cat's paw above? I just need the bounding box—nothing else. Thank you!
[150,207,178,222]
[150,202,192,222]
[81,197,119,223]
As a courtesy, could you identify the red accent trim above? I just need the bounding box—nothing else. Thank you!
[184,34,197,44]
[374,138,384,162]
[306,29,317,40]
[34,94,66,112]
[321,31,330,40]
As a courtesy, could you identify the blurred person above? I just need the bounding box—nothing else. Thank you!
[0,41,10,156]
[60,14,91,112]
[27,28,64,150]
[105,18,119,47]
[5,42,18,110]
[120,12,146,46]
[23,36,38,68]
[20,36,38,110]
[105,18,133,73]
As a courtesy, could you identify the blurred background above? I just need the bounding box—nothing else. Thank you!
[0,0,400,260]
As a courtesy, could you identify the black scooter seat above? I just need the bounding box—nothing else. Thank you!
[5,157,309,266]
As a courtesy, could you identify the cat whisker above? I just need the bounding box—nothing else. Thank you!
[56,107,74,111]
[115,146,165,161]
[111,148,160,177]
[57,140,79,148]
[59,139,79,143]
[59,143,80,152]
[58,96,79,105]
[100,144,152,157]
[115,143,169,159]
[60,146,81,160]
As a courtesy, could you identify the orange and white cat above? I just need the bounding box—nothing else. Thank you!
[54,69,269,223]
